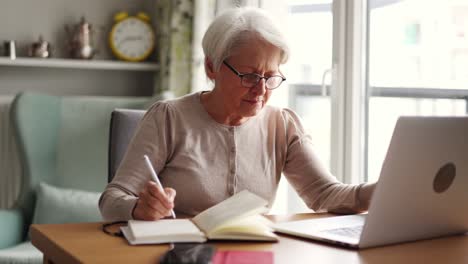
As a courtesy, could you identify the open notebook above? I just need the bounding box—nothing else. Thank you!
[121,190,278,245]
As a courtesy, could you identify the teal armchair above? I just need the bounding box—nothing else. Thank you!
[0,92,149,263]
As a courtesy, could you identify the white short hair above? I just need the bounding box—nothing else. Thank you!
[202,7,290,72]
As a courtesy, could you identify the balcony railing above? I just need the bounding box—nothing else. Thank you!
[290,84,468,112]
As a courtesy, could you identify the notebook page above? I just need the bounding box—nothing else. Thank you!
[192,190,268,233]
[207,214,277,240]
[129,219,204,239]
[121,226,207,245]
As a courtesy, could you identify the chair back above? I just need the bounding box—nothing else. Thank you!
[10,92,149,229]
[108,109,146,183]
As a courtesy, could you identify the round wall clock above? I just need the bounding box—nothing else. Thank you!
[109,12,155,62]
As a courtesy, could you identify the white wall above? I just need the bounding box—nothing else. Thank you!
[0,0,159,207]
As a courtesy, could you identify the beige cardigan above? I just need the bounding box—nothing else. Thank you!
[99,92,373,221]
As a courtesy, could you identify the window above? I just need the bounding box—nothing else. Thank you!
[266,0,468,214]
[367,0,468,181]
[269,0,334,214]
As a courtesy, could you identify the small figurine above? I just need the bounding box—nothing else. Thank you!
[28,36,52,58]
[65,16,96,59]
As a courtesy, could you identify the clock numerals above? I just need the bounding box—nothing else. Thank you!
[110,17,155,61]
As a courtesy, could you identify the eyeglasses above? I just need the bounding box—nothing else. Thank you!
[223,61,286,90]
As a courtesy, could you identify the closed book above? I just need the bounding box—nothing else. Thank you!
[212,250,274,264]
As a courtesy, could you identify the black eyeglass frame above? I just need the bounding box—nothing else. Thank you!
[223,60,286,90]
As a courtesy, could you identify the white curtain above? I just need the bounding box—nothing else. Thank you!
[190,0,217,93]
[154,0,194,98]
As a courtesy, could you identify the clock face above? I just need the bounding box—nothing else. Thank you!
[110,17,155,61]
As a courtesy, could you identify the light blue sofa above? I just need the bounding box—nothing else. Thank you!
[0,92,150,263]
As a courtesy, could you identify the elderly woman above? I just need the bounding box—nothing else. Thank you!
[99,7,375,221]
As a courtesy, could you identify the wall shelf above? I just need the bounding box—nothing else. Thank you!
[0,0,157,97]
[0,57,159,72]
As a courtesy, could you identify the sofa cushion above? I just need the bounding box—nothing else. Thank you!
[32,182,102,225]
[0,242,42,264]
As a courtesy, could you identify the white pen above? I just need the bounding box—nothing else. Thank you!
[143,155,176,219]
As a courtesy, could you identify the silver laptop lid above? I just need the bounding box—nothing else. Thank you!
[359,116,468,248]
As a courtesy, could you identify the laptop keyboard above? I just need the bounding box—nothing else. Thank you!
[324,225,363,239]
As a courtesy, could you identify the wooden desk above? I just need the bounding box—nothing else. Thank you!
[30,213,468,264]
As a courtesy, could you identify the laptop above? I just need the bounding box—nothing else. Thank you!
[273,116,468,249]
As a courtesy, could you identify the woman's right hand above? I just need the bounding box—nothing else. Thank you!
[132,181,176,220]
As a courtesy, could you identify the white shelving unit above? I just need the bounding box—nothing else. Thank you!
[0,0,158,97]
[0,57,159,72]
